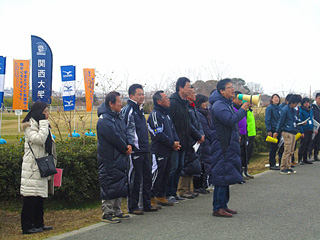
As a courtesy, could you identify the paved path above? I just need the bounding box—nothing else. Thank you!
[47,162,320,240]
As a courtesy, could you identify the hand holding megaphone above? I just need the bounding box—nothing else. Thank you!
[241,101,250,111]
[237,94,261,106]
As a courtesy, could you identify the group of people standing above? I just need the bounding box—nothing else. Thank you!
[265,93,320,174]
[97,77,256,222]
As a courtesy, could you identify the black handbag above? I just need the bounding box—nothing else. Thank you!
[28,142,57,178]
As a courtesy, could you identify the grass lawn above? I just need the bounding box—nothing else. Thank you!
[0,152,271,240]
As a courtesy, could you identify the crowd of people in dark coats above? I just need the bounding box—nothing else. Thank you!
[266,93,320,175]
[96,78,320,222]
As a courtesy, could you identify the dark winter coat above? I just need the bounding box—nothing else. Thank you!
[196,107,214,175]
[265,104,282,132]
[299,106,313,133]
[147,104,179,157]
[97,103,131,200]
[311,103,320,123]
[182,103,204,176]
[121,99,149,153]
[276,105,300,134]
[168,92,190,150]
[208,90,247,187]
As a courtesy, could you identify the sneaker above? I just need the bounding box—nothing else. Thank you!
[144,206,158,212]
[167,196,178,203]
[129,209,144,215]
[190,192,199,197]
[304,161,313,164]
[156,197,174,206]
[269,166,280,170]
[288,169,297,174]
[206,185,214,191]
[300,161,305,165]
[280,169,292,175]
[175,195,186,201]
[194,188,209,194]
[180,193,194,199]
[114,213,130,220]
[102,214,121,223]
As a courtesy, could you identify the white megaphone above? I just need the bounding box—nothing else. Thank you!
[237,94,261,107]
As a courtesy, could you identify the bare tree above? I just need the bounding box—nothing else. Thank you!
[246,82,264,94]
[204,60,231,80]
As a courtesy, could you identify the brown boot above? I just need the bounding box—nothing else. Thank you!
[150,197,162,209]
[212,208,233,217]
[156,197,174,206]
[225,208,238,214]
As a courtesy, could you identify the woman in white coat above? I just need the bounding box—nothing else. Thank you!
[20,102,57,235]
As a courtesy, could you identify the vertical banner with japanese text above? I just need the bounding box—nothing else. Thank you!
[31,35,53,104]
[0,56,6,106]
[83,68,95,112]
[13,60,30,110]
[61,65,76,111]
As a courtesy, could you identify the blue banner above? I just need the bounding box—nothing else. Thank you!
[0,56,6,105]
[31,35,53,104]
[61,65,76,111]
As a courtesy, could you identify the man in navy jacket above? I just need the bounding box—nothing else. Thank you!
[97,91,132,223]
[147,91,181,206]
[121,84,158,214]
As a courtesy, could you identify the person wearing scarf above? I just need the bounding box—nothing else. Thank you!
[20,102,56,234]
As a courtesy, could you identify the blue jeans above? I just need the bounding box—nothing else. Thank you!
[213,186,230,212]
[166,150,185,197]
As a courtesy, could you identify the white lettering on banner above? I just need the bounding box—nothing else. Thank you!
[38,70,45,78]
[38,90,45,98]
[38,59,45,67]
[38,80,45,88]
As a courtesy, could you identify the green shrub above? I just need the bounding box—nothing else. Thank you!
[0,138,99,204]
[252,112,269,156]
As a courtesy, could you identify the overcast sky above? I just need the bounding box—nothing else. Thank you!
[0,0,319,96]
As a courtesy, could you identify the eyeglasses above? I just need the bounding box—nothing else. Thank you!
[225,86,234,90]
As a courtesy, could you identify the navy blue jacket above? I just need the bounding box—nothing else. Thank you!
[299,106,313,133]
[147,104,179,156]
[182,103,204,176]
[276,105,300,134]
[265,104,282,132]
[209,90,246,187]
[196,107,214,175]
[97,103,131,200]
[121,99,149,153]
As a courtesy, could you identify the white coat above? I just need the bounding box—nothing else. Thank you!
[20,118,57,198]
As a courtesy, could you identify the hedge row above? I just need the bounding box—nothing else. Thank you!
[0,138,100,203]
[0,113,268,203]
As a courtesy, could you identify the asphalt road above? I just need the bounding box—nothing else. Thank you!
[47,162,320,240]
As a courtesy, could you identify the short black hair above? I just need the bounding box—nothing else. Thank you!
[285,93,293,102]
[217,78,232,94]
[128,84,143,96]
[195,94,208,108]
[153,90,164,106]
[234,91,242,97]
[301,97,310,105]
[316,92,320,98]
[270,93,280,105]
[105,91,120,107]
[176,77,190,92]
[288,94,301,104]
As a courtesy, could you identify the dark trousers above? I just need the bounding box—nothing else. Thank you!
[128,152,152,212]
[151,153,172,198]
[247,136,255,162]
[269,132,283,167]
[213,186,230,212]
[193,161,208,189]
[298,131,313,162]
[309,132,320,158]
[240,135,248,170]
[21,196,44,231]
[166,150,185,197]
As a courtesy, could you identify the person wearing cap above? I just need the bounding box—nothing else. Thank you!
[20,102,56,234]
